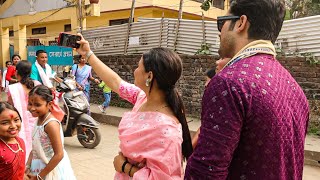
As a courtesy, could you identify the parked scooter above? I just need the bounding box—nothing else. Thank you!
[56,77,101,149]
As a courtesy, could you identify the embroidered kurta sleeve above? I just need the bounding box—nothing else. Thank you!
[185,75,244,179]
[118,81,142,105]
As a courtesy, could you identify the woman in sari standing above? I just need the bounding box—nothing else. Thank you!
[71,55,100,102]
[76,34,193,179]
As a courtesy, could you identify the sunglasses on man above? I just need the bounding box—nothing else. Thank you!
[217,15,240,32]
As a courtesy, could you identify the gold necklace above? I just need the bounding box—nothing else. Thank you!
[0,138,24,154]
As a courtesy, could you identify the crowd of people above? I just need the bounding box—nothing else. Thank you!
[0,0,310,179]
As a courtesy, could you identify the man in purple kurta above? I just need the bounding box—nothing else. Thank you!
[185,0,309,179]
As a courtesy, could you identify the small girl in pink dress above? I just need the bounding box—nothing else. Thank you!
[76,37,193,179]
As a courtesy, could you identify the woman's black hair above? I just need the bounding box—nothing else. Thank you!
[229,0,285,43]
[36,50,47,57]
[11,54,21,61]
[29,85,54,103]
[16,61,34,89]
[142,47,193,159]
[206,68,216,79]
[77,55,86,63]
[11,54,21,66]
[0,102,22,122]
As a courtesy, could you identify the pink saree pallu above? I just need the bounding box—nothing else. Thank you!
[114,81,184,180]
[8,83,37,161]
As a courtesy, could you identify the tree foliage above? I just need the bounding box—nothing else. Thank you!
[201,0,320,19]
[201,0,228,11]
[287,0,320,19]
[201,0,213,11]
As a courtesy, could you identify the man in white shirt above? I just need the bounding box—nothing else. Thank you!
[30,50,62,90]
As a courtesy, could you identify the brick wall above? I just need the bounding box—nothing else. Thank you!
[90,55,320,130]
[90,54,218,116]
[277,57,320,99]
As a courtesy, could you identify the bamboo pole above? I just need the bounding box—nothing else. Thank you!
[159,12,165,47]
[201,12,206,45]
[173,0,183,52]
[124,0,136,54]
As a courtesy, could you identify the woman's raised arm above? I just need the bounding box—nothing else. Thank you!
[76,34,122,94]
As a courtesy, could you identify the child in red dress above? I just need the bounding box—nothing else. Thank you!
[0,102,26,180]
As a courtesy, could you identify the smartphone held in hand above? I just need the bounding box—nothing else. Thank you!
[57,32,81,48]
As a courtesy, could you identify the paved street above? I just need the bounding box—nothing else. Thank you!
[1,92,319,179]
[65,124,320,180]
[65,124,118,179]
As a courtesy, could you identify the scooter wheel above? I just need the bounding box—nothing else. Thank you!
[77,126,101,149]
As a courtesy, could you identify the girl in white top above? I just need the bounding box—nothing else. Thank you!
[25,85,76,180]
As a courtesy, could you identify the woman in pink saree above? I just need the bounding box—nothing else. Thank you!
[76,35,193,179]
[8,61,38,161]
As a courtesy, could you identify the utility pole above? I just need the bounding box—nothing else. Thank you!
[178,0,184,19]
[124,0,136,54]
[78,0,84,33]
[201,12,206,45]
[159,12,165,47]
[173,0,183,51]
[129,0,135,24]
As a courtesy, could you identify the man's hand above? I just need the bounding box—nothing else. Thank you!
[52,76,63,83]
[49,87,56,92]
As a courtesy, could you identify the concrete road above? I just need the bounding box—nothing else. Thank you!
[65,124,320,180]
[2,91,318,179]
[65,124,118,179]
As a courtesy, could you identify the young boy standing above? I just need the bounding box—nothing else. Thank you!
[98,81,111,113]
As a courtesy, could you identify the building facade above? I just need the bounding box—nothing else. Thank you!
[0,0,229,67]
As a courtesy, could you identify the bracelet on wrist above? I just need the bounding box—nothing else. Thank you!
[86,50,94,62]
[128,164,134,177]
[121,160,128,173]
